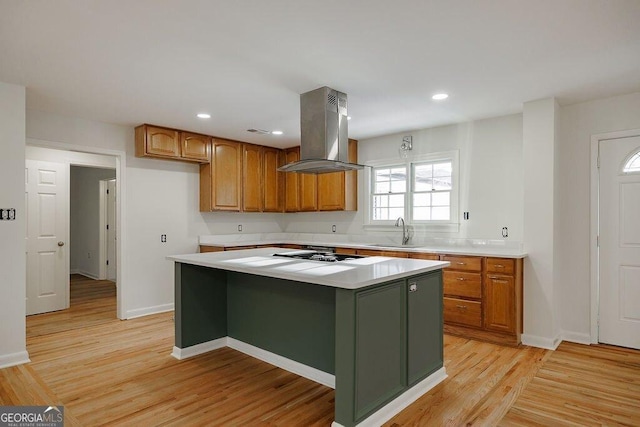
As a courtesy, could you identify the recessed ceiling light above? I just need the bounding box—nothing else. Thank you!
[271,130,283,135]
[432,93,449,100]
[196,113,211,119]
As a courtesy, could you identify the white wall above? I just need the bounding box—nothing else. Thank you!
[522,98,560,349]
[557,91,640,341]
[285,114,524,243]
[0,82,28,368]
[70,166,116,278]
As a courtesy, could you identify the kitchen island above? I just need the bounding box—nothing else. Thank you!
[167,248,449,427]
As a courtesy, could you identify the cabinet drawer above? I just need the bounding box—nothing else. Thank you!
[443,271,482,299]
[441,255,482,272]
[486,258,515,275]
[408,252,440,260]
[444,297,482,328]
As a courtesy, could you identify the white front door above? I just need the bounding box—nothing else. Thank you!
[25,160,69,315]
[599,135,640,349]
[106,179,117,281]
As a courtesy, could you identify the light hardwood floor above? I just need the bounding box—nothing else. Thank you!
[1,275,639,426]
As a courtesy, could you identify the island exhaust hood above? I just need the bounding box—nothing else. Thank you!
[278,86,365,174]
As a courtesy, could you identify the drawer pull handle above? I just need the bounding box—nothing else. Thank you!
[456,305,467,310]
[456,262,466,265]
[494,264,504,268]
[457,277,466,281]
[489,277,509,283]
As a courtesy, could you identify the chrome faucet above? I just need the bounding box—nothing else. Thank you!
[395,217,410,245]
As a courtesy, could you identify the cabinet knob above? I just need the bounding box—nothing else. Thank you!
[456,305,467,310]
[57,241,65,247]
[457,277,465,281]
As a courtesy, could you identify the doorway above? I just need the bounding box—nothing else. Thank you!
[591,130,640,350]
[25,143,126,320]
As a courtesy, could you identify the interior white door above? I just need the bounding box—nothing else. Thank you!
[25,160,69,315]
[106,179,117,281]
[599,135,640,349]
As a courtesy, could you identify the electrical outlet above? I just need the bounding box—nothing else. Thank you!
[161,234,167,243]
[463,212,469,220]
[332,224,336,233]
[87,252,91,259]
[238,224,242,232]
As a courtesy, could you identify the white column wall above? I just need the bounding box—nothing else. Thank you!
[522,98,560,349]
[0,82,28,368]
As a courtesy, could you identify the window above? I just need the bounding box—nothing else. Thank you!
[623,151,640,173]
[412,161,452,221]
[372,167,406,220]
[366,151,459,230]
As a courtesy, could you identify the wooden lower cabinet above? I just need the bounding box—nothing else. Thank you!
[484,257,522,339]
[441,254,523,346]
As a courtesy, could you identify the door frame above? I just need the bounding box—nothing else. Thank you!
[98,178,116,281]
[590,128,640,344]
[27,138,127,320]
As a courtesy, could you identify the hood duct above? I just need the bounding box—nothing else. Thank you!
[278,86,364,174]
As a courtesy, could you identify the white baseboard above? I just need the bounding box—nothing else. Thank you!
[331,367,448,427]
[521,333,562,350]
[126,303,174,319]
[172,338,227,360]
[0,351,31,369]
[227,338,335,389]
[561,330,593,345]
[74,270,100,280]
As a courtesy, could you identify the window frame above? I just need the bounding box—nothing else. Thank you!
[364,150,460,232]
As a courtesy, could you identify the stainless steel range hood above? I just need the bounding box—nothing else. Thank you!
[278,86,364,174]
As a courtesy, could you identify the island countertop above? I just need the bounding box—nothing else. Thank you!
[167,247,450,290]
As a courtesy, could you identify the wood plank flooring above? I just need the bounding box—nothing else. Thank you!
[1,275,639,426]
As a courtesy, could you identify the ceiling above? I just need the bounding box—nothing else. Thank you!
[1,1,640,149]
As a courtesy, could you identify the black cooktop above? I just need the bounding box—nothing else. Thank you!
[272,251,364,262]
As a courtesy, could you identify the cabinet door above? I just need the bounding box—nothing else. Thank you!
[353,282,405,419]
[407,272,443,385]
[484,274,515,333]
[181,132,210,162]
[211,139,242,211]
[145,125,180,157]
[299,172,318,211]
[318,171,346,211]
[242,144,263,212]
[284,148,300,212]
[263,147,283,212]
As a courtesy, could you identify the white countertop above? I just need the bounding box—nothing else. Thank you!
[198,233,527,258]
[168,247,450,290]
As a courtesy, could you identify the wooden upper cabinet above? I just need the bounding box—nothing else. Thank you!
[181,132,211,162]
[200,138,242,211]
[317,138,358,211]
[136,124,210,163]
[299,172,318,212]
[136,125,179,158]
[263,147,284,212]
[242,144,263,212]
[284,147,300,212]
